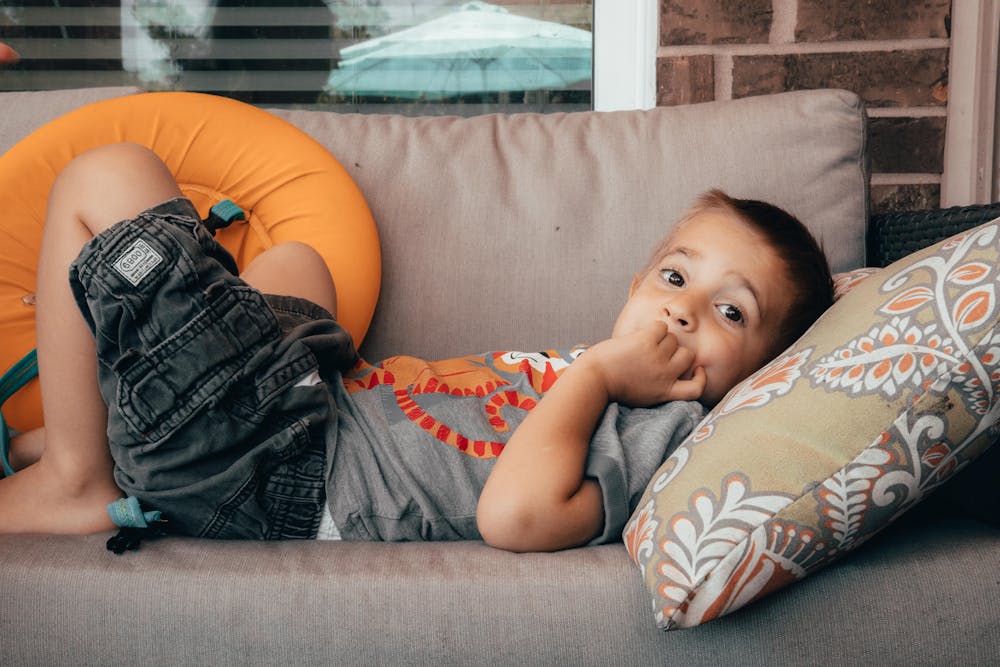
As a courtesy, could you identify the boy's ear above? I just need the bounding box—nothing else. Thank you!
[629,272,644,297]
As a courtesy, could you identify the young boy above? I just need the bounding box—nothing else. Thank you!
[0,143,833,552]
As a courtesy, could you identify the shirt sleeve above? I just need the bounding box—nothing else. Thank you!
[584,400,706,545]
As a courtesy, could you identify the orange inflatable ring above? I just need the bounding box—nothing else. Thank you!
[0,91,381,433]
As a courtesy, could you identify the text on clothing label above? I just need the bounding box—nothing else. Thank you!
[113,238,163,286]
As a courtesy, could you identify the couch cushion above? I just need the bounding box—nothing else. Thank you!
[2,510,998,664]
[270,89,869,361]
[624,216,1000,630]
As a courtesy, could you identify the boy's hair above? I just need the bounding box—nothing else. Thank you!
[645,189,834,356]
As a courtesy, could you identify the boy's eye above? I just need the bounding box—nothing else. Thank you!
[660,269,684,287]
[718,304,744,324]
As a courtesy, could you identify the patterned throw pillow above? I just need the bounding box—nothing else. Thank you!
[833,266,881,299]
[624,218,1000,630]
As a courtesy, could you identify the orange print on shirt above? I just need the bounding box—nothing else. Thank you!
[344,349,583,458]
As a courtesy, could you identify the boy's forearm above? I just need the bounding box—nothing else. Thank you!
[503,358,608,498]
[477,357,610,551]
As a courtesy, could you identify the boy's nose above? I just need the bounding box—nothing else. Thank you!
[664,303,696,330]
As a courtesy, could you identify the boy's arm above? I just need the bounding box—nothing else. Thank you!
[477,321,705,552]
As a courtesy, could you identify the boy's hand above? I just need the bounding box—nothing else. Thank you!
[479,321,701,551]
[582,321,705,406]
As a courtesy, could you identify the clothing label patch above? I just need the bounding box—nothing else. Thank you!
[113,238,163,286]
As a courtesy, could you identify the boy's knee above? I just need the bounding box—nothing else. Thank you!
[259,243,333,282]
[60,142,161,184]
[265,240,315,260]
[57,143,177,199]
[243,242,338,315]
[49,142,181,234]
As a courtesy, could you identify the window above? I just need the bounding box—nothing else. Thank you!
[0,0,613,116]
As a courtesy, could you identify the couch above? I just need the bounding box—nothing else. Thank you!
[1,87,997,665]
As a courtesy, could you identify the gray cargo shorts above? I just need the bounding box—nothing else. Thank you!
[68,197,358,539]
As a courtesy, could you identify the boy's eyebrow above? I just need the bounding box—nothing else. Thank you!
[664,246,763,312]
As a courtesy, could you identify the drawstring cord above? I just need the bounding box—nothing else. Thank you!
[106,496,170,554]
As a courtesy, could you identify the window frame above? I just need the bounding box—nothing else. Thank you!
[593,0,657,112]
[942,0,1000,205]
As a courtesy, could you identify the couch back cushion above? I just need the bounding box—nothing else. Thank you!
[0,88,868,362]
[273,89,868,360]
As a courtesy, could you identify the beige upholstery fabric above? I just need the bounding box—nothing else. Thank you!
[1,506,996,665]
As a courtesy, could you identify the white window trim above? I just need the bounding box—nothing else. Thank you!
[593,0,658,112]
[942,0,1000,205]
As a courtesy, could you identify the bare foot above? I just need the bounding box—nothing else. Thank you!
[7,428,45,471]
[0,459,119,534]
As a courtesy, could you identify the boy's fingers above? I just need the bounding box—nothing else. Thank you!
[662,338,693,374]
[667,366,706,401]
[644,319,671,342]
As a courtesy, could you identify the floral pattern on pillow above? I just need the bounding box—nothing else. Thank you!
[689,349,812,444]
[833,266,880,299]
[624,219,1000,631]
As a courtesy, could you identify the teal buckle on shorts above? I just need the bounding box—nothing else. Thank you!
[210,199,245,224]
[108,496,163,528]
[106,496,169,554]
[1,349,38,476]
[203,199,245,236]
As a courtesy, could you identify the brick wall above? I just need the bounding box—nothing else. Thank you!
[655,0,952,214]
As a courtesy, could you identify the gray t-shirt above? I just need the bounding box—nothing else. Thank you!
[324,348,706,543]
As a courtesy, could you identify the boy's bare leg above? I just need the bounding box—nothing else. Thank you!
[0,143,182,534]
[7,249,337,474]
[241,241,339,318]
[6,428,46,471]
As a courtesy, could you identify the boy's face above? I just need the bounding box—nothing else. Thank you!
[612,209,794,406]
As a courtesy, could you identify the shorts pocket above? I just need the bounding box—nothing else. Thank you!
[114,283,279,441]
[200,417,325,540]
